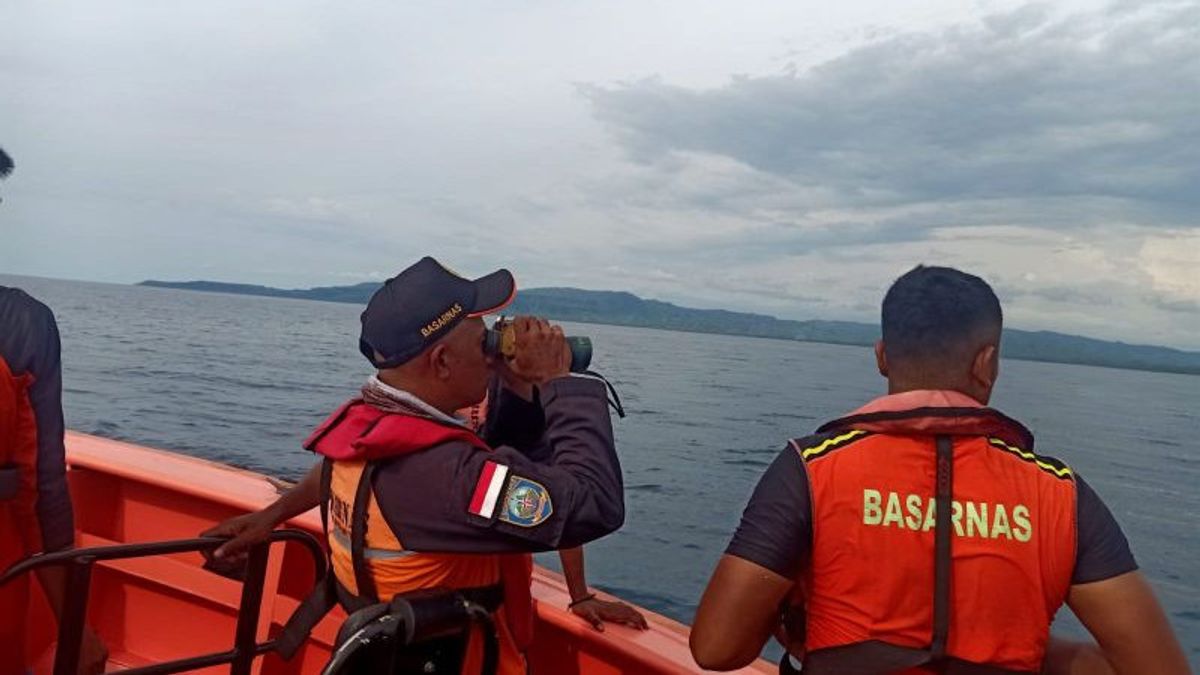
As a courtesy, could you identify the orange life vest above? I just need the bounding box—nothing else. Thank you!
[0,356,41,674]
[305,400,534,675]
[794,391,1076,674]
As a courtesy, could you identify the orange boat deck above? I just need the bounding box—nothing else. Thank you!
[20,432,773,674]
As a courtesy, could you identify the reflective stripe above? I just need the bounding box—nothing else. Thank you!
[795,430,868,461]
[987,438,1073,479]
[331,528,415,560]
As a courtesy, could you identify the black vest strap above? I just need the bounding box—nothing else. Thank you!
[275,458,336,660]
[932,434,954,661]
[803,641,1033,675]
[277,457,377,658]
[275,574,337,659]
[350,461,380,604]
[319,458,332,535]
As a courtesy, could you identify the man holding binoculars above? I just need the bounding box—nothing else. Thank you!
[203,256,626,674]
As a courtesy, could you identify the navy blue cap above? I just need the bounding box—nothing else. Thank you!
[359,256,516,368]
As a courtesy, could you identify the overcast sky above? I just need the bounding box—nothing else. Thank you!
[2,0,1197,349]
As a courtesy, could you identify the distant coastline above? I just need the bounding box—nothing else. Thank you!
[138,280,1200,376]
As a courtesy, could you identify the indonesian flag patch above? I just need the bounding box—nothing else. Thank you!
[469,461,510,519]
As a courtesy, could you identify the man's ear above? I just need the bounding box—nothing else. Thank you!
[874,340,889,378]
[429,343,453,380]
[971,344,999,391]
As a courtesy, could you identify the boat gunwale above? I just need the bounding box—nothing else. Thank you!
[62,430,774,674]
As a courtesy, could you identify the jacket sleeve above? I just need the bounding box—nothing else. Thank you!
[0,289,75,552]
[373,375,623,553]
[481,379,548,458]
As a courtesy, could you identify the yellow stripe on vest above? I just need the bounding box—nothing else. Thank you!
[794,429,869,461]
[987,438,1073,479]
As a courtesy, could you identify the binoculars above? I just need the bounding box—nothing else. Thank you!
[483,318,593,373]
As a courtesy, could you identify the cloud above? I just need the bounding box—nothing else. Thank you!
[569,1,1199,348]
[2,0,1197,349]
[1138,230,1200,305]
[583,2,1200,215]
[262,197,350,221]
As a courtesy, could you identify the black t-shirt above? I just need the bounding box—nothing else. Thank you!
[725,444,1137,584]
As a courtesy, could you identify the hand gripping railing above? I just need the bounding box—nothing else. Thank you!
[0,530,327,675]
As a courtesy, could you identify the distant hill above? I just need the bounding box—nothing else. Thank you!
[138,280,1200,376]
[140,279,381,304]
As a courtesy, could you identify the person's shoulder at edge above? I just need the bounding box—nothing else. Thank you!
[0,285,59,370]
[0,285,56,327]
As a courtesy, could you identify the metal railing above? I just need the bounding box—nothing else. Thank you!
[0,530,326,675]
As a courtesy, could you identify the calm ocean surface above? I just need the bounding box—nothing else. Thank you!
[4,274,1197,668]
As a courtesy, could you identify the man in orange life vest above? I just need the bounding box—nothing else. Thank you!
[205,257,626,673]
[691,266,1190,674]
[0,287,107,674]
[206,318,646,633]
[207,377,646,634]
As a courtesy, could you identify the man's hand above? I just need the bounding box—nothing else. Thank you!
[570,597,650,632]
[201,509,279,567]
[491,358,535,401]
[79,626,108,675]
[199,463,323,571]
[502,316,571,385]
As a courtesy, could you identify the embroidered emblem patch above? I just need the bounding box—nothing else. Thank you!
[498,475,553,527]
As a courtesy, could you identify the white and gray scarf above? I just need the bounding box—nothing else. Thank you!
[359,375,471,429]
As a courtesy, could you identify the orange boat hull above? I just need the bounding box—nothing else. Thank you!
[20,432,772,674]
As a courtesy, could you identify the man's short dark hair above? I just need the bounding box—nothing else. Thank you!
[881,265,1002,365]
